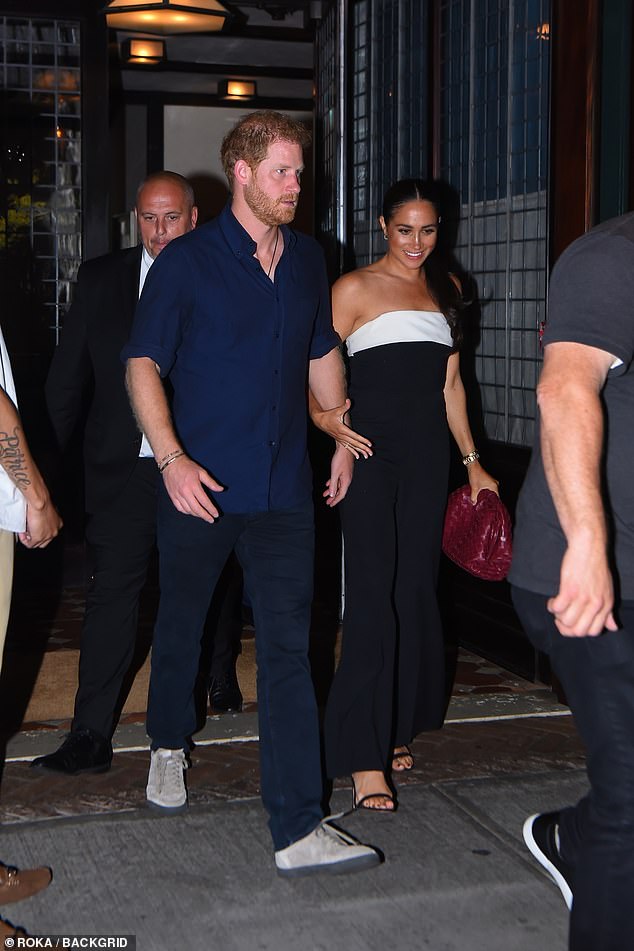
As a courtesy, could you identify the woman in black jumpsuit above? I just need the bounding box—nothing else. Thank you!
[321,180,498,810]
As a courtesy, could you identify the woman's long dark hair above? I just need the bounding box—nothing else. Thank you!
[382,179,464,347]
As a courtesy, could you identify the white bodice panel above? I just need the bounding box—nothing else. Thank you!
[345,310,452,356]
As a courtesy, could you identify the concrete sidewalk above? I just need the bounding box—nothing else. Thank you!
[2,765,586,950]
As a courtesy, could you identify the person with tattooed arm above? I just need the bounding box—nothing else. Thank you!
[0,327,62,610]
[0,325,61,939]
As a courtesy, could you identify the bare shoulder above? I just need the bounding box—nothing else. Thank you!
[332,268,376,339]
[335,265,387,304]
[333,268,372,298]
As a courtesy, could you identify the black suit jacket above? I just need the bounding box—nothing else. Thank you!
[46,245,145,513]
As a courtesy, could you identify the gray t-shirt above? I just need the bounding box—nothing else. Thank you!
[509,212,634,600]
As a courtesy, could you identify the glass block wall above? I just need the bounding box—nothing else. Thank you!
[349,0,372,266]
[315,0,430,272]
[351,0,429,267]
[0,16,82,355]
[315,2,340,280]
[438,0,551,447]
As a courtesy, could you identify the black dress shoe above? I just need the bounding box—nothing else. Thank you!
[30,729,112,775]
[209,669,243,713]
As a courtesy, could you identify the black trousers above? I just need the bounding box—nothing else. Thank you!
[512,587,634,951]
[324,435,447,779]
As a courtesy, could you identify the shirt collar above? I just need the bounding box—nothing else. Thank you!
[138,246,155,297]
[141,246,154,270]
[219,201,298,259]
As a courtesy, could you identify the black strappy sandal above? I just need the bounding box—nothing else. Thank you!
[392,746,414,772]
[351,776,397,812]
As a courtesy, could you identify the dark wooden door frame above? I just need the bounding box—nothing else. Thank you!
[549,0,601,263]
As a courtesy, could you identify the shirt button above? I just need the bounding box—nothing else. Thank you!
[272,405,277,411]
[269,441,276,447]
[274,370,279,375]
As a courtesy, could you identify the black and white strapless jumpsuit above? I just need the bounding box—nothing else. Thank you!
[324,310,453,777]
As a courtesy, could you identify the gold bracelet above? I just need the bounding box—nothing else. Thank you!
[158,450,184,473]
[462,449,480,466]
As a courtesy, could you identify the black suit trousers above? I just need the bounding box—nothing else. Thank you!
[72,458,157,738]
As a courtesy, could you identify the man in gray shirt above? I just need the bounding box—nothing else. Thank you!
[509,212,634,951]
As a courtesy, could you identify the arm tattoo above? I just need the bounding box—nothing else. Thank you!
[0,425,32,489]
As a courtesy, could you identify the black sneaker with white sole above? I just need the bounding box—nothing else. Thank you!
[523,812,574,909]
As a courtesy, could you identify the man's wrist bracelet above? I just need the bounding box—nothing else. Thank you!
[156,448,183,469]
[462,449,480,467]
[157,450,184,472]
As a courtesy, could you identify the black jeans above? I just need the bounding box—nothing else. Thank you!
[512,586,634,951]
[148,487,323,850]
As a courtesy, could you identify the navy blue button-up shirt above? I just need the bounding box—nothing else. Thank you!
[122,203,339,514]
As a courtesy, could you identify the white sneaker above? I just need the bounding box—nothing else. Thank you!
[275,820,381,877]
[146,748,188,813]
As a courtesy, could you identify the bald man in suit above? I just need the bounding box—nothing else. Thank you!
[31,173,203,774]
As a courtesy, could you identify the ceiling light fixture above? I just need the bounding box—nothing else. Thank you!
[219,79,257,100]
[103,0,231,36]
[122,37,166,63]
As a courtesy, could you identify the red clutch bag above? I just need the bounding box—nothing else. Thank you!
[442,486,512,581]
